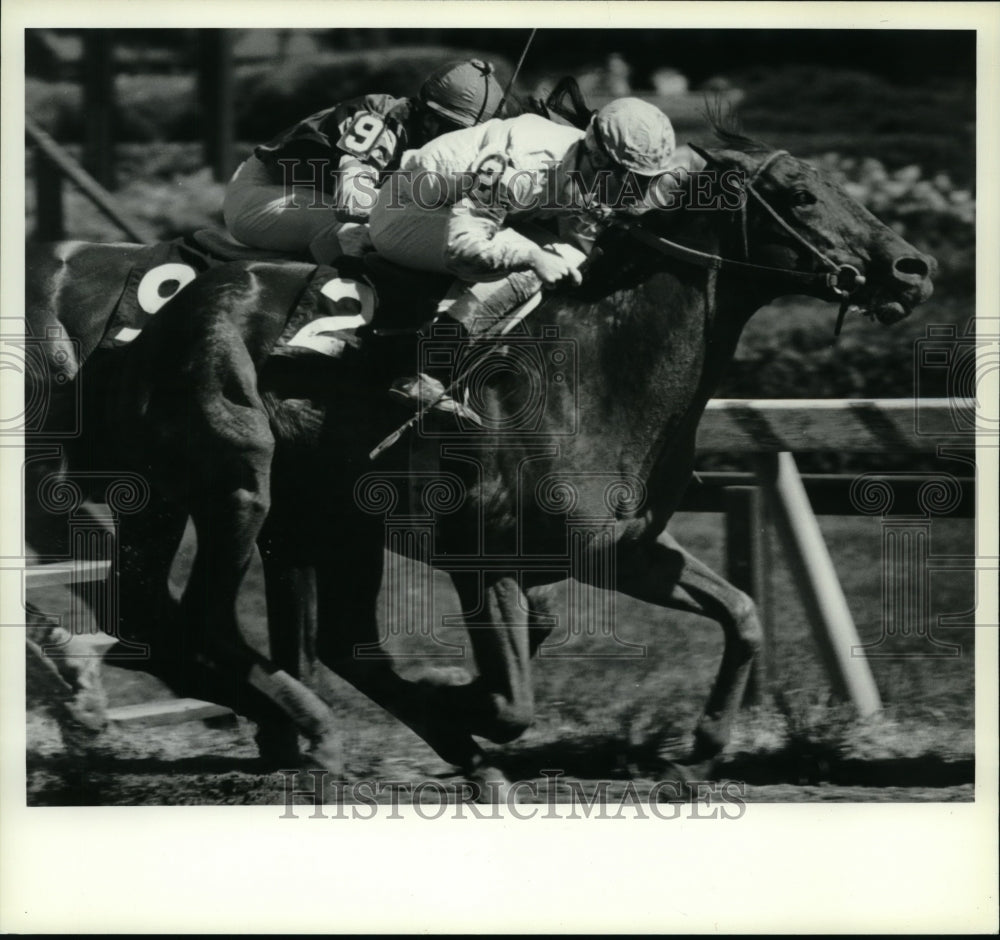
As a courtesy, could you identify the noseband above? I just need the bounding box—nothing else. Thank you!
[623,150,866,334]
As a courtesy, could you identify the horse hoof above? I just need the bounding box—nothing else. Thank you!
[305,730,345,779]
[53,708,107,757]
[64,690,109,734]
[656,760,716,802]
[254,726,303,770]
[468,764,512,805]
[416,666,474,688]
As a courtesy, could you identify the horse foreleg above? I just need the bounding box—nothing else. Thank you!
[398,571,539,746]
[523,580,560,656]
[448,572,535,745]
[618,529,762,767]
[312,543,488,777]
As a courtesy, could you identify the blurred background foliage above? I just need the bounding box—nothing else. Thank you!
[24,28,977,435]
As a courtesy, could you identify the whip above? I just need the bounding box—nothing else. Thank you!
[495,28,537,118]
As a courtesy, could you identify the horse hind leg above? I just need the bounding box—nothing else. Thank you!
[617,528,763,771]
[523,579,560,656]
[255,525,322,767]
[140,331,339,770]
[26,602,109,755]
[111,496,189,650]
[180,471,341,770]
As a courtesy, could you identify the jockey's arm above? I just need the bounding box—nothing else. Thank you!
[335,157,381,221]
[444,200,583,286]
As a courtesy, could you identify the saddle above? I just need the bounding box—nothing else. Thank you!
[188,228,307,263]
[360,254,453,334]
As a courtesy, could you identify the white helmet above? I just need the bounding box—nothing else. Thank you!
[585,97,677,175]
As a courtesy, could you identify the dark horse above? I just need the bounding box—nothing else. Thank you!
[25,129,935,794]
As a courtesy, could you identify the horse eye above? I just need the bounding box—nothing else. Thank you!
[791,190,817,207]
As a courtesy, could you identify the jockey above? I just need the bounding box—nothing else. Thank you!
[223,59,505,264]
[366,97,700,416]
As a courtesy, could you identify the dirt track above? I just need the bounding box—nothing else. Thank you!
[24,521,976,809]
[26,708,973,807]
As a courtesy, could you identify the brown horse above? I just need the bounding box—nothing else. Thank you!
[25,128,934,794]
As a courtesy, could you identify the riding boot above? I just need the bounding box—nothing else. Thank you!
[387,312,483,425]
[386,272,544,423]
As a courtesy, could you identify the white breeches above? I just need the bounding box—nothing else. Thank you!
[222,155,369,263]
[368,194,453,275]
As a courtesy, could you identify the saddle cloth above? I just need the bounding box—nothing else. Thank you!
[95,230,456,355]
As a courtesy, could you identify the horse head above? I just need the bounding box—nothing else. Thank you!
[627,128,935,330]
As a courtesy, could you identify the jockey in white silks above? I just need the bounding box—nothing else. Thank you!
[223,60,505,264]
[366,97,701,415]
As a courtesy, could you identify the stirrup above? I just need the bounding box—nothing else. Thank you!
[388,374,483,426]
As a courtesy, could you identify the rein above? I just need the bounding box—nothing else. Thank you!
[624,150,866,334]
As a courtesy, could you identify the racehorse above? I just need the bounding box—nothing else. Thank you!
[25,127,935,795]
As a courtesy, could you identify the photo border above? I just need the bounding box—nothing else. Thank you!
[2,1,997,933]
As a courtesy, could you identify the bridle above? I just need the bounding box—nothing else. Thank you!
[621,150,867,335]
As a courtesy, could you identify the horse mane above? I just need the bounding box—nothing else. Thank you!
[702,97,772,154]
[711,122,772,155]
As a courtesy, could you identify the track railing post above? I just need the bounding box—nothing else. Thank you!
[25,117,151,243]
[198,29,236,183]
[754,451,882,716]
[82,29,116,190]
[34,151,65,240]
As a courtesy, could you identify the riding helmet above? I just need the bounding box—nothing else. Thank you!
[420,59,505,127]
[586,97,677,175]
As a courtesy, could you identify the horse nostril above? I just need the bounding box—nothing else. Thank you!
[893,256,930,279]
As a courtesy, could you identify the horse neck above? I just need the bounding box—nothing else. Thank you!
[523,211,775,492]
[584,209,768,396]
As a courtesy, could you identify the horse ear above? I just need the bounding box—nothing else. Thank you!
[688,142,717,166]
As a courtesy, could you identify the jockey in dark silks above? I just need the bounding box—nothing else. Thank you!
[223,59,505,264]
